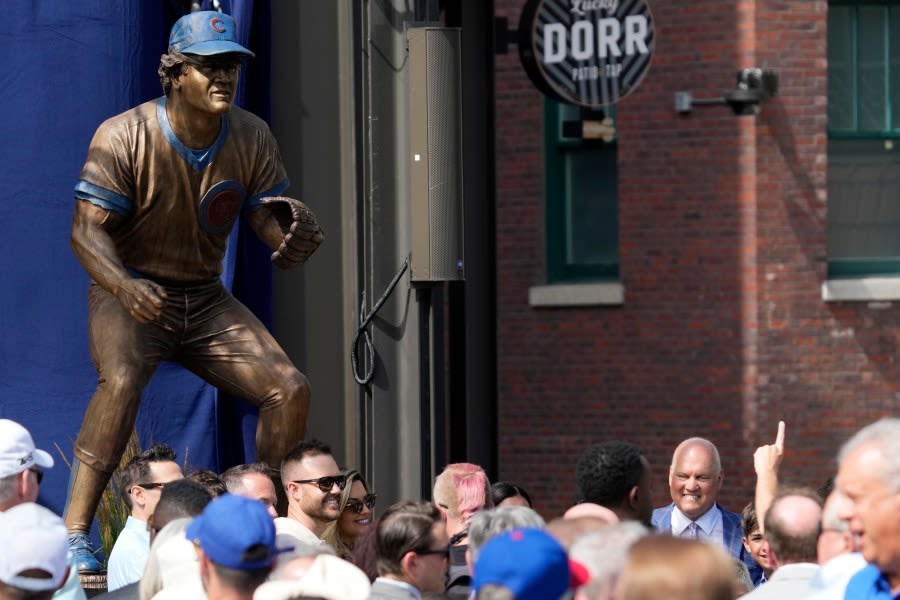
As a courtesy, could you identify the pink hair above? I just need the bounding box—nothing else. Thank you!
[433,463,490,517]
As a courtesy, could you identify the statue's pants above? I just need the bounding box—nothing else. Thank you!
[64,279,309,532]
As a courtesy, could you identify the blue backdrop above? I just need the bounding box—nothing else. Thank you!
[0,0,275,522]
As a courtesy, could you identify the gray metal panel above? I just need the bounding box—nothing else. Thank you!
[356,1,425,505]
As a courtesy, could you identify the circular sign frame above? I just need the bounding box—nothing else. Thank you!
[518,0,656,108]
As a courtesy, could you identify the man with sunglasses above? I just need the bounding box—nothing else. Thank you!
[369,501,450,599]
[277,440,345,547]
[0,419,87,600]
[65,9,323,573]
[107,444,183,592]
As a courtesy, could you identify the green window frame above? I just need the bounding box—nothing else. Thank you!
[827,0,900,277]
[544,99,619,282]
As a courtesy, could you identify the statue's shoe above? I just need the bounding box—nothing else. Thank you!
[68,531,103,574]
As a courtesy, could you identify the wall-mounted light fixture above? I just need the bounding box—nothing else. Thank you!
[675,69,779,116]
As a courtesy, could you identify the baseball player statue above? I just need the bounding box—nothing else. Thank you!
[65,11,323,572]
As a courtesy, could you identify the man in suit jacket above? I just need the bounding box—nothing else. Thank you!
[736,488,822,599]
[368,502,449,599]
[651,437,763,583]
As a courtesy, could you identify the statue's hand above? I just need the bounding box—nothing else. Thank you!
[114,278,168,323]
[256,196,325,269]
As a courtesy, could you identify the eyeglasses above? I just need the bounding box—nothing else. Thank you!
[449,530,468,546]
[344,493,377,514]
[28,467,43,485]
[292,475,347,492]
[415,544,451,559]
[136,482,167,490]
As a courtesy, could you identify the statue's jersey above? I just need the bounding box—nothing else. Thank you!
[75,97,288,282]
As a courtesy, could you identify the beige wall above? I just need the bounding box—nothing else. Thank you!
[269,1,358,467]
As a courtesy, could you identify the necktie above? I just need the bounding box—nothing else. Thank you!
[683,521,700,539]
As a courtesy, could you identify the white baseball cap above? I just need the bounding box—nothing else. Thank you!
[253,554,371,600]
[0,419,54,479]
[0,503,69,591]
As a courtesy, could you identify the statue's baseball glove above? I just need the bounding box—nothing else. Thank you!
[257,196,324,269]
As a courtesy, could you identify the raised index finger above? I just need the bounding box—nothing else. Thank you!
[774,420,785,451]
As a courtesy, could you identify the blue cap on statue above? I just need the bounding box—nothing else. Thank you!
[168,11,254,57]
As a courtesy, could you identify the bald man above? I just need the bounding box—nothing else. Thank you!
[652,437,763,583]
[736,488,822,599]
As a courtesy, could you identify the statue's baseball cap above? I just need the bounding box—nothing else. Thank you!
[186,494,282,570]
[168,11,254,58]
[0,503,69,592]
[0,419,54,479]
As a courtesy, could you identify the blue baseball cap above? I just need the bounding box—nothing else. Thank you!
[186,494,278,569]
[473,528,572,600]
[168,11,254,57]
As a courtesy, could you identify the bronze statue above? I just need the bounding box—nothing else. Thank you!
[65,11,323,572]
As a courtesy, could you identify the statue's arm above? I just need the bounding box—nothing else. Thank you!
[244,204,288,254]
[70,199,167,322]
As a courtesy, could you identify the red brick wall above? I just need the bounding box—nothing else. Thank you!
[493,0,897,520]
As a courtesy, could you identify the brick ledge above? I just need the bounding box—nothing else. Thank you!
[822,278,900,302]
[529,282,624,307]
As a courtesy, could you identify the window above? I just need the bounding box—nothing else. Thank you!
[827,1,900,277]
[544,100,619,282]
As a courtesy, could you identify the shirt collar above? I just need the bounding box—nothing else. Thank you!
[375,577,422,599]
[671,504,720,536]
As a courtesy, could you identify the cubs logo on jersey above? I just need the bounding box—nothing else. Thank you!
[199,180,246,233]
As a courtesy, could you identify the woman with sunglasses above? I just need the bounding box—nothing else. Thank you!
[323,469,377,559]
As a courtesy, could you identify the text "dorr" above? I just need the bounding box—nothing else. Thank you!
[543,16,649,64]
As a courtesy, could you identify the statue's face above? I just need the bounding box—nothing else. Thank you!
[176,55,241,116]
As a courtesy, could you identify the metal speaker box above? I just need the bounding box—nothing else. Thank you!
[407,27,465,283]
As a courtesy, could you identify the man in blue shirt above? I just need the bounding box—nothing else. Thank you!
[106,444,183,591]
[830,418,900,600]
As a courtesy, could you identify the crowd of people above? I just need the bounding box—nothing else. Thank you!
[2,416,899,600]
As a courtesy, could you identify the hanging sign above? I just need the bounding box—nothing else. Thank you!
[518,0,655,108]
